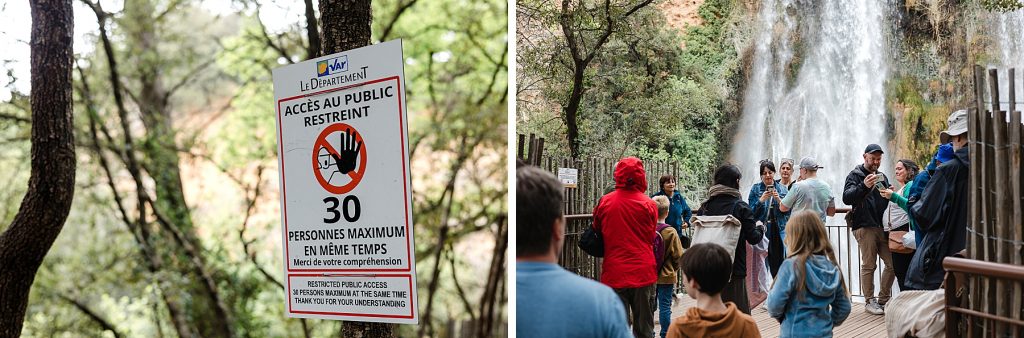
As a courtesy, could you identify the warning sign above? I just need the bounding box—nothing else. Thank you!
[313,123,367,194]
[273,40,418,324]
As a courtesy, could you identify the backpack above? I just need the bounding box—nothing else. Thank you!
[578,225,604,257]
[653,223,671,273]
[689,201,743,262]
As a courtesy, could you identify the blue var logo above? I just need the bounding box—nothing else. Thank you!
[317,55,349,77]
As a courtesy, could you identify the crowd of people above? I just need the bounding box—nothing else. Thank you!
[516,109,971,337]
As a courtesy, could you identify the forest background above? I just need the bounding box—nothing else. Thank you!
[0,0,507,337]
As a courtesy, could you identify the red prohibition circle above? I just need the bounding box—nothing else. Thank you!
[312,123,368,194]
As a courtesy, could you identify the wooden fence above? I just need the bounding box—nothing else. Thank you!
[535,156,707,216]
[946,66,1024,336]
[516,134,709,288]
[516,134,710,215]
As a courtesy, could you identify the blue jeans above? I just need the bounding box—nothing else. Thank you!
[657,284,673,338]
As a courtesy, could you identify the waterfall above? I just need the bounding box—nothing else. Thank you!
[989,9,1024,114]
[731,0,894,209]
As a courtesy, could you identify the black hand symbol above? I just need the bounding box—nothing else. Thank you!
[332,128,362,174]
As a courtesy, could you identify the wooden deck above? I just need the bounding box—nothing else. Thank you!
[654,294,887,338]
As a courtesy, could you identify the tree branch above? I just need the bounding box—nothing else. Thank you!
[447,244,476,323]
[303,0,321,59]
[162,58,217,104]
[378,0,420,41]
[255,5,295,64]
[57,294,124,338]
[237,165,284,289]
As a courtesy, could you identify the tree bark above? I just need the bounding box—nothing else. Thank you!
[317,1,395,337]
[319,0,372,55]
[304,0,321,59]
[0,0,76,336]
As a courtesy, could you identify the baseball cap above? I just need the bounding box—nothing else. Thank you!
[864,144,884,154]
[940,109,968,143]
[799,156,823,170]
[934,143,955,163]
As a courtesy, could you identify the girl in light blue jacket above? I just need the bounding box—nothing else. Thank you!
[766,211,851,338]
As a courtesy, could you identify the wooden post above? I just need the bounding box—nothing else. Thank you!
[1009,69,1022,336]
[983,69,996,326]
[990,70,1008,333]
[972,66,985,326]
[535,138,545,166]
[517,134,525,161]
[532,133,540,163]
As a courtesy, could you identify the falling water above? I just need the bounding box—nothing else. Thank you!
[732,0,894,195]
[730,0,897,299]
[988,9,1024,113]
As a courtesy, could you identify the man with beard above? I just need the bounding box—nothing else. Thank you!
[843,144,893,315]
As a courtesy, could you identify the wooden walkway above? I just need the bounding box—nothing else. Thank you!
[654,295,887,338]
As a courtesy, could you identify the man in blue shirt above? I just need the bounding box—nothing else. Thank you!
[517,166,632,338]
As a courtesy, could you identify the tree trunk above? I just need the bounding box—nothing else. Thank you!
[81,1,199,335]
[304,0,321,59]
[476,216,507,338]
[564,63,585,159]
[119,1,234,336]
[317,1,395,337]
[0,0,76,336]
[319,0,372,55]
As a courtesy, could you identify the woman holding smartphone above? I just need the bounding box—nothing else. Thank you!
[747,160,791,277]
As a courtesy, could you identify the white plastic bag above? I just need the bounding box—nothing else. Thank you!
[752,223,769,252]
[746,235,771,308]
[902,231,917,250]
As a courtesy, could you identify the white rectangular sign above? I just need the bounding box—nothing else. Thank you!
[558,168,578,188]
[272,39,418,324]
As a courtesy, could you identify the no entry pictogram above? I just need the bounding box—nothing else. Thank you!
[312,123,367,194]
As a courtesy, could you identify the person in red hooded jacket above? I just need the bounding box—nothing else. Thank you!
[593,157,659,338]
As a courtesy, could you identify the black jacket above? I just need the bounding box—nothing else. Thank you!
[907,147,970,290]
[842,164,891,230]
[697,194,763,277]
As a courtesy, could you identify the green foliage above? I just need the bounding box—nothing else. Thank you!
[2,0,506,336]
[518,0,738,192]
[980,0,1024,12]
[886,76,950,167]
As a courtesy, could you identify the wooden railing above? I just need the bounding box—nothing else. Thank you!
[943,256,1024,337]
